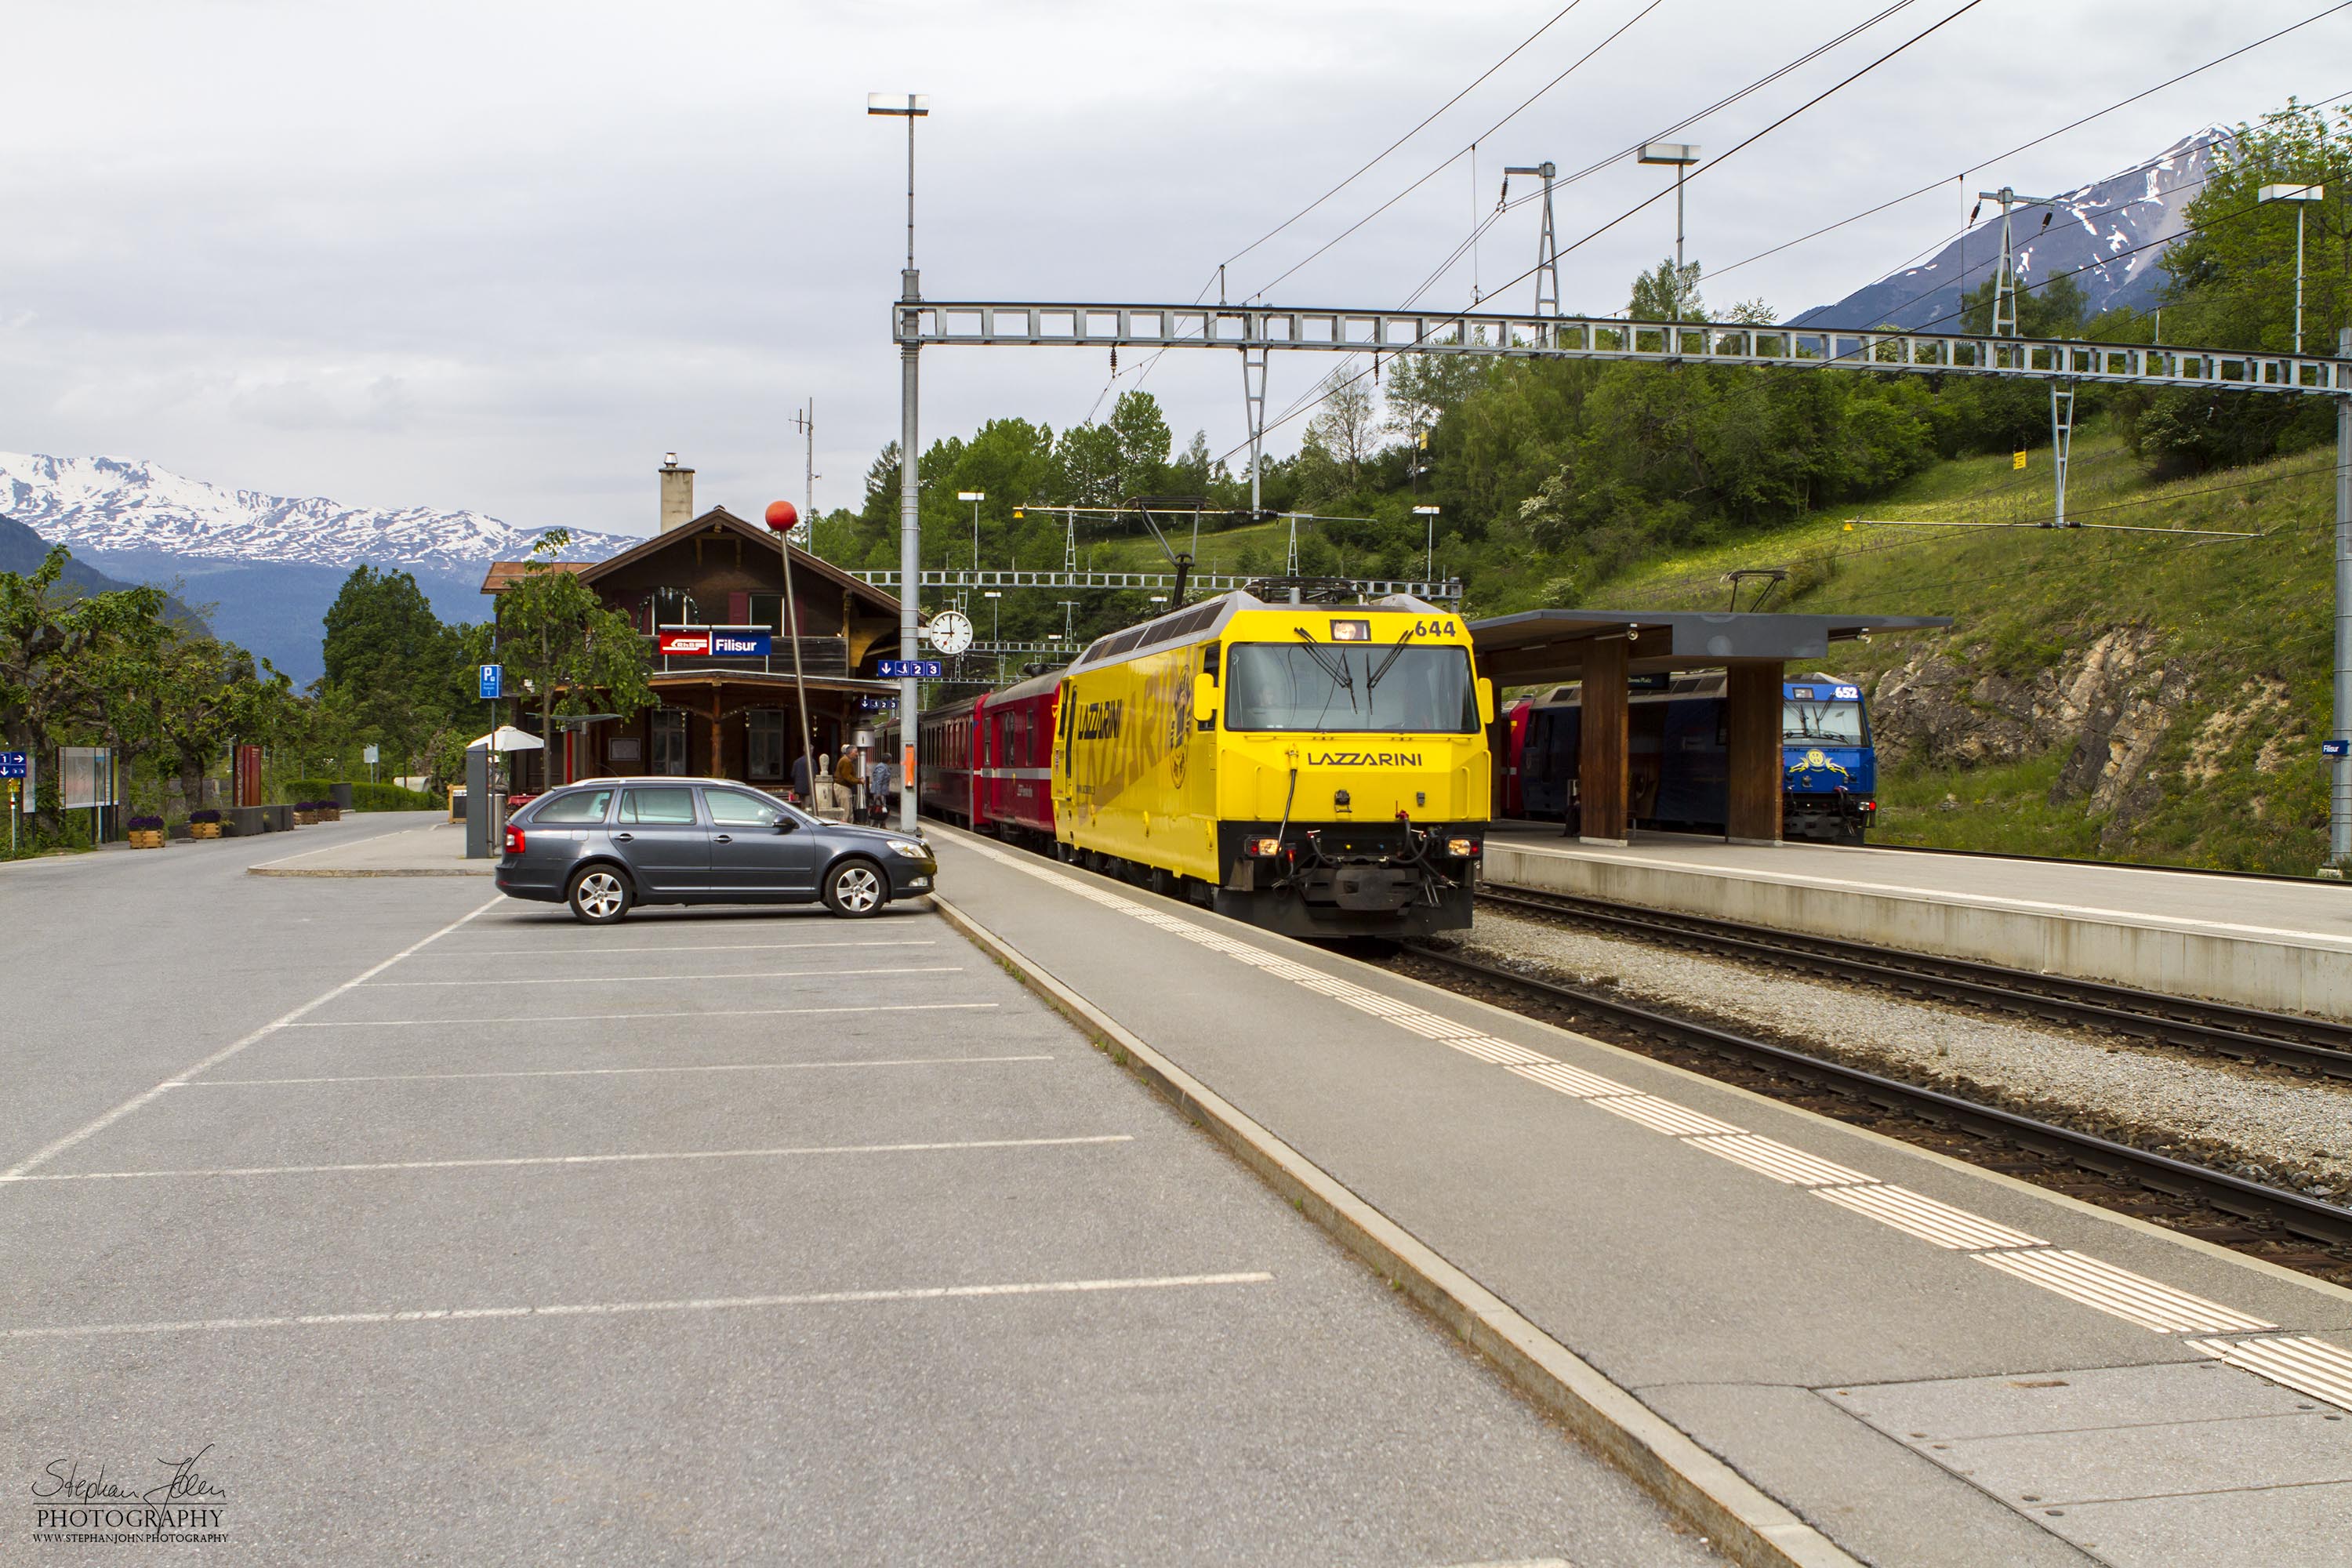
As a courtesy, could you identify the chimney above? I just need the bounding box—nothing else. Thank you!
[659,452,695,533]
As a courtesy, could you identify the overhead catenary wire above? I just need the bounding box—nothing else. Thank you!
[1708,3,2352,285]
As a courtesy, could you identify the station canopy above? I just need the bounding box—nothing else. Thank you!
[1469,608,1951,688]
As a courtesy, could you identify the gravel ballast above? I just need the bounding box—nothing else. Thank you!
[1449,908,2352,1205]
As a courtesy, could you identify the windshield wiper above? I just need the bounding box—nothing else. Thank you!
[1294,629,1357,710]
[1366,627,1418,692]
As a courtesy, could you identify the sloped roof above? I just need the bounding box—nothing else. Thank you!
[479,506,899,616]
[479,559,596,593]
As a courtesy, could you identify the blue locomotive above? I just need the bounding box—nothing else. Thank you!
[1504,672,1877,843]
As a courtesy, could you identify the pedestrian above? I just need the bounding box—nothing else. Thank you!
[789,750,811,806]
[836,748,865,819]
[868,754,893,826]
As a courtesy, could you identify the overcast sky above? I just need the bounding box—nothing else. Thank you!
[2,0,2338,540]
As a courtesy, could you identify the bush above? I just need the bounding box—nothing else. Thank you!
[282,779,437,811]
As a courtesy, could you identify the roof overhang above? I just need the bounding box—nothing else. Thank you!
[1470,608,1951,687]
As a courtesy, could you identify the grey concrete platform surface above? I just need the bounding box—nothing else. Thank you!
[1484,826,2352,1018]
[927,826,2352,1568]
[244,811,487,876]
[0,825,1712,1564]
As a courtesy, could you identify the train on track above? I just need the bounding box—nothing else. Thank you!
[892,590,1494,938]
[1500,672,1877,843]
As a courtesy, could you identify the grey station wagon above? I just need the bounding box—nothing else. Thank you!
[495,778,938,923]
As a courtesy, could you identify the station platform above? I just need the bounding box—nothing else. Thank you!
[927,826,2352,1568]
[1483,825,2352,1019]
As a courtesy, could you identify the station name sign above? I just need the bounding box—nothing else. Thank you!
[657,626,773,657]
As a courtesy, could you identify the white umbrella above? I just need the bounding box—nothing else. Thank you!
[466,725,544,752]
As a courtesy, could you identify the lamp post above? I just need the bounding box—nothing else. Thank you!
[2259,183,2325,352]
[1636,143,1702,321]
[958,489,985,569]
[762,501,817,807]
[869,90,928,832]
[1413,504,1441,579]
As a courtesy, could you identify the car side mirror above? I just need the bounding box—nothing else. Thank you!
[774,818,796,833]
[1192,673,1220,731]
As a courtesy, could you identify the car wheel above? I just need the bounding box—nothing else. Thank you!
[823,858,887,917]
[568,866,633,924]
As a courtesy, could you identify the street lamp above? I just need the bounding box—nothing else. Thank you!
[982,588,1001,641]
[2259,183,2325,352]
[870,90,928,833]
[1637,142,1702,320]
[1413,504,1441,579]
[956,490,985,569]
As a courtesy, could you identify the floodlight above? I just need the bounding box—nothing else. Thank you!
[867,93,930,116]
[1638,142,1700,165]
[2259,183,2325,203]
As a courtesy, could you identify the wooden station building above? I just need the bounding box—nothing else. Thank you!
[1468,608,1950,844]
[480,459,902,793]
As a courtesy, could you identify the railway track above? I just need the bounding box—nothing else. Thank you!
[1477,885,2352,1082]
[1394,942,2352,1268]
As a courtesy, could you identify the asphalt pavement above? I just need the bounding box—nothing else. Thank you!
[0,812,1709,1565]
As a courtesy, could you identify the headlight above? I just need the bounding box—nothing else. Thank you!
[885,840,930,858]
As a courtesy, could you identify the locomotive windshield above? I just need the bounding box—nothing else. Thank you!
[1225,642,1479,734]
[1783,699,1866,746]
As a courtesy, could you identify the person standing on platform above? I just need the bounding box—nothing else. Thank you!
[868,754,893,826]
[836,747,865,819]
[790,750,811,807]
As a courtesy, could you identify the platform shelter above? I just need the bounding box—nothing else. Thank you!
[1469,608,1951,845]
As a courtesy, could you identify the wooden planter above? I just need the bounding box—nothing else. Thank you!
[318,806,342,822]
[128,829,166,850]
[189,822,221,840]
[293,809,318,826]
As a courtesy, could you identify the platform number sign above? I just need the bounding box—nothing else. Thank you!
[878,659,943,679]
[478,664,503,700]
[0,752,24,779]
[2326,739,2350,758]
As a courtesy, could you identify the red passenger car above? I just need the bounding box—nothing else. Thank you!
[971,669,1060,843]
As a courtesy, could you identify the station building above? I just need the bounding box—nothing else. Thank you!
[479,458,902,793]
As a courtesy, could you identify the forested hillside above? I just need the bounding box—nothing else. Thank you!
[805,98,2350,871]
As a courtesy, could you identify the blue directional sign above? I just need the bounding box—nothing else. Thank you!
[2325,739,2350,758]
[478,664,504,700]
[0,752,24,779]
[878,659,943,679]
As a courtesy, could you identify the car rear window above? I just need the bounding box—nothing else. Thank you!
[531,789,613,825]
[619,786,699,825]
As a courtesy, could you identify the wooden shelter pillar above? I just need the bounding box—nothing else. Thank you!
[1726,661,1784,844]
[1576,637,1630,846]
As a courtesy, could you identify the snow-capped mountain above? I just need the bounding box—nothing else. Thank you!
[1791,127,2229,332]
[0,452,639,572]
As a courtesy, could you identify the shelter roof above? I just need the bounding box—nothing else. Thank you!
[1470,607,1951,686]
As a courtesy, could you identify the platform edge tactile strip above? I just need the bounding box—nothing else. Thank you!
[949,833,2317,1356]
[2188,1334,2352,1410]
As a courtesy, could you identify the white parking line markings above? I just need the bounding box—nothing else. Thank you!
[2,1134,1135,1184]
[458,941,939,956]
[363,965,964,986]
[0,1271,1276,1341]
[287,1002,1001,1027]
[176,1054,1056,1087]
[0,895,504,1181]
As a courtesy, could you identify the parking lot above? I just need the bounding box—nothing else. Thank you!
[0,831,1707,1564]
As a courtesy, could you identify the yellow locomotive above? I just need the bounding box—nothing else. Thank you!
[1050,590,1491,938]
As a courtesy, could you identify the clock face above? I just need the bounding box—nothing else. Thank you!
[926,610,975,655]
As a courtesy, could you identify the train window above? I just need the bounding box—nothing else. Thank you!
[1225,644,1477,734]
[1201,644,1219,677]
[1783,699,1865,746]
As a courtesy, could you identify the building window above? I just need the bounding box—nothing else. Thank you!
[747,711,787,781]
[654,586,700,626]
[651,709,688,775]
[749,593,783,632]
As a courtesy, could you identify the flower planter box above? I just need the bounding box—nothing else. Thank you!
[318,806,342,822]
[293,809,318,826]
[189,822,221,840]
[127,829,166,850]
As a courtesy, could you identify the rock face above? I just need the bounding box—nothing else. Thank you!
[1870,627,2194,837]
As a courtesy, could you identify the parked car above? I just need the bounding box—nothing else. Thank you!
[495,778,938,924]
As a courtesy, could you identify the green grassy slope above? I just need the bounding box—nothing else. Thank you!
[1565,429,2339,872]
